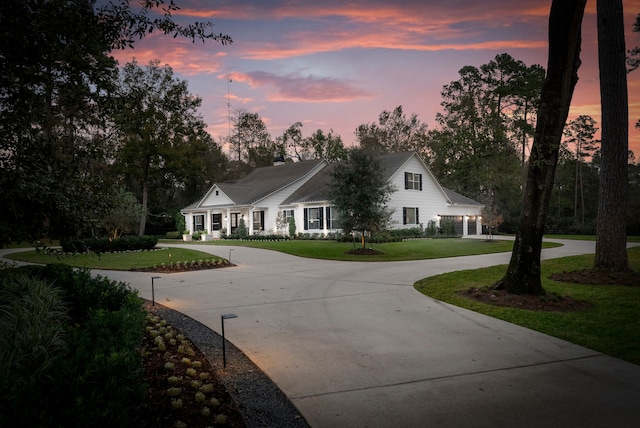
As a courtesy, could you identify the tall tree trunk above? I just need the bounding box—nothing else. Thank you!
[139,179,148,237]
[495,0,586,295]
[522,100,528,168]
[139,161,149,237]
[594,0,629,271]
[574,153,579,220]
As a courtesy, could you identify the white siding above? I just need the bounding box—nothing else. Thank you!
[251,161,327,234]
[200,186,234,207]
[387,156,448,229]
[182,156,483,237]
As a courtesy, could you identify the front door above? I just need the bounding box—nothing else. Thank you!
[230,213,240,233]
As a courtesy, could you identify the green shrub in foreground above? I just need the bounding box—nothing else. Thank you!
[0,264,146,427]
[0,275,70,426]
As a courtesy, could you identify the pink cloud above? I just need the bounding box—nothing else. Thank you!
[168,1,551,61]
[111,35,227,76]
[229,71,374,102]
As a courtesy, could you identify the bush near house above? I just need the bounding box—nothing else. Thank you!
[0,264,146,427]
[220,232,291,241]
[218,225,462,243]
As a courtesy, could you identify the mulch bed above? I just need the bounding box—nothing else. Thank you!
[132,262,235,273]
[459,287,593,312]
[460,268,639,312]
[139,308,246,427]
[345,248,385,255]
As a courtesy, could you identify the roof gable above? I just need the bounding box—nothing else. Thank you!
[379,152,453,203]
[283,152,465,206]
[186,159,326,209]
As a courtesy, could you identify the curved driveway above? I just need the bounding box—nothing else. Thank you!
[5,238,640,426]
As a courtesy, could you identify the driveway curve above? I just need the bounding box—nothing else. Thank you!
[4,238,640,427]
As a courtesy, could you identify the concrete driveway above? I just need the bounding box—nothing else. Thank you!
[5,239,640,426]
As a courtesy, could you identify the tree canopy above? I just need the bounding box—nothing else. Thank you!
[229,109,276,168]
[355,106,429,157]
[0,0,231,246]
[112,60,220,236]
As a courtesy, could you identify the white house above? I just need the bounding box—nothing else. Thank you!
[181,152,484,238]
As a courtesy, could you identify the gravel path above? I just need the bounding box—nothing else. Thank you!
[147,301,310,428]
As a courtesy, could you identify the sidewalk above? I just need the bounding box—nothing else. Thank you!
[3,239,640,426]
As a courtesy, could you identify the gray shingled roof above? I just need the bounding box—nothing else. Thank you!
[184,152,483,210]
[283,152,415,204]
[195,159,325,208]
[281,162,336,204]
[442,187,484,206]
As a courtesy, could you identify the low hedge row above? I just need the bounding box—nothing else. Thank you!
[61,235,158,253]
[221,233,291,241]
[0,264,146,427]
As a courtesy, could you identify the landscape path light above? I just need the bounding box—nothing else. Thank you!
[221,313,238,368]
[151,276,161,306]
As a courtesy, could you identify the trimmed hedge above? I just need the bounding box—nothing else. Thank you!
[61,235,158,253]
[221,233,291,241]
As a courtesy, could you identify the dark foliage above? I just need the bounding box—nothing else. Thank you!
[0,264,146,427]
[61,235,158,253]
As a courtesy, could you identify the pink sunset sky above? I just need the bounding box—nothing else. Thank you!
[112,0,640,158]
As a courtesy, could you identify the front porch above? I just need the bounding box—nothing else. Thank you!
[184,208,268,239]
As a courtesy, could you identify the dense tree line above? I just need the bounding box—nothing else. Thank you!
[1,0,637,256]
[0,0,231,246]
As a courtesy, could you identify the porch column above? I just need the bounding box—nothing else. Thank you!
[463,215,469,236]
[184,213,192,233]
[296,206,303,235]
[206,209,212,233]
[322,205,328,236]
[248,209,254,235]
[226,208,231,235]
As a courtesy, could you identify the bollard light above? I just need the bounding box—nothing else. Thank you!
[221,313,238,368]
[228,248,234,264]
[151,276,161,306]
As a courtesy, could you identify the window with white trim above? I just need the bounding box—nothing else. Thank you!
[252,211,264,232]
[404,172,422,190]
[304,207,323,230]
[284,209,294,224]
[403,207,419,225]
[193,214,205,231]
[326,206,340,229]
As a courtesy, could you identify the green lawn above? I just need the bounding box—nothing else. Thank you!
[5,237,639,365]
[544,234,640,243]
[4,238,557,267]
[181,238,560,261]
[414,246,640,365]
[5,247,225,270]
